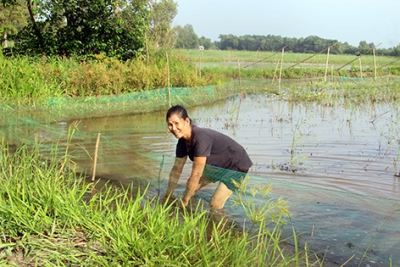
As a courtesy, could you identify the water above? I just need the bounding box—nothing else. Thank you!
[11,94,400,266]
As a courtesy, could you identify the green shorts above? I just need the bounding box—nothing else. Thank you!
[203,165,248,191]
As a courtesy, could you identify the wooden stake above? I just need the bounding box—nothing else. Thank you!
[166,52,171,107]
[91,133,101,182]
[278,47,285,86]
[199,50,202,79]
[272,60,280,84]
[359,56,363,78]
[324,47,330,83]
[237,60,242,87]
[373,48,377,81]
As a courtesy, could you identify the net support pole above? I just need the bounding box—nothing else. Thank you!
[199,50,202,79]
[91,133,101,182]
[324,47,330,83]
[166,51,171,107]
[279,47,285,87]
[237,60,242,87]
[271,60,280,85]
[373,48,377,81]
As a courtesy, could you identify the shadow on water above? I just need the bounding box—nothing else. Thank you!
[3,94,400,266]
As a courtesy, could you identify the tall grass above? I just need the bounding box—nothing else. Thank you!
[0,139,324,266]
[0,52,225,104]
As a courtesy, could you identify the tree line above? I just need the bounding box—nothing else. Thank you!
[174,25,400,57]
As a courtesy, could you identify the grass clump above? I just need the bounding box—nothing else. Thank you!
[0,52,226,105]
[0,140,323,266]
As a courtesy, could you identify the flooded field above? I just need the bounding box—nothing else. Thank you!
[59,94,400,266]
[73,94,400,199]
[4,92,399,266]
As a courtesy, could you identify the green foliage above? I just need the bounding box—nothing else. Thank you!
[0,52,227,103]
[147,0,178,49]
[214,34,399,56]
[174,24,199,49]
[0,0,28,48]
[5,0,150,58]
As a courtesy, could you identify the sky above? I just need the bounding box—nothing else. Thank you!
[172,0,400,49]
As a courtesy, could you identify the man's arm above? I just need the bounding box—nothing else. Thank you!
[182,156,207,206]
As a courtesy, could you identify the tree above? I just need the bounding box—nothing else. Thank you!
[0,0,29,48]
[358,41,371,55]
[147,0,178,49]
[5,0,151,58]
[240,35,257,51]
[174,24,198,49]
[218,34,239,50]
[198,36,212,50]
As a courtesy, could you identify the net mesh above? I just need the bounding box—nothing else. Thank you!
[1,79,400,266]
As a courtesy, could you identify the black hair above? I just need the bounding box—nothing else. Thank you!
[166,105,191,123]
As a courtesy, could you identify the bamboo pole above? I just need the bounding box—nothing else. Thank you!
[373,48,377,81]
[199,50,202,79]
[278,47,285,86]
[91,133,101,182]
[377,58,400,69]
[237,60,242,87]
[337,43,382,72]
[324,47,330,83]
[359,56,363,78]
[243,51,279,69]
[271,60,280,84]
[166,51,171,107]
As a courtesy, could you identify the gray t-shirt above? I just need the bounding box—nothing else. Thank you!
[176,126,253,172]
